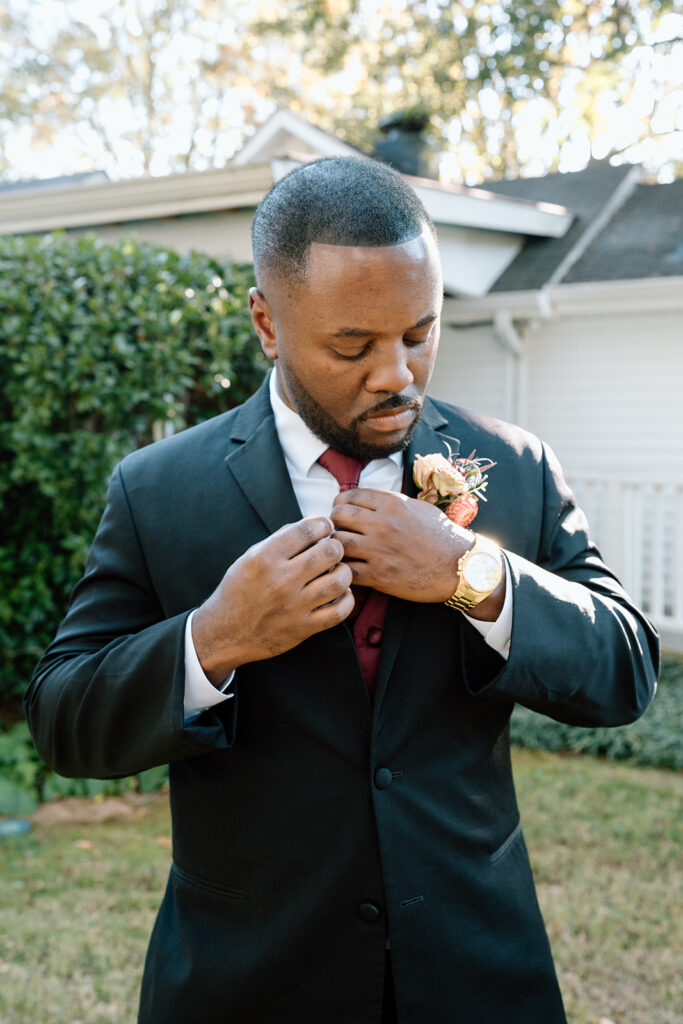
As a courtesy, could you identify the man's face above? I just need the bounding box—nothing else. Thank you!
[250,227,443,461]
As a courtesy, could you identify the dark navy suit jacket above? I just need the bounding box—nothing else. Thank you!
[26,378,659,1023]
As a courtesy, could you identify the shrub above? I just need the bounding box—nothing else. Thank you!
[510,657,682,771]
[0,720,169,813]
[0,232,266,708]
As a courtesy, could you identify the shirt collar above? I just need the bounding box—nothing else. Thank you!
[269,367,403,477]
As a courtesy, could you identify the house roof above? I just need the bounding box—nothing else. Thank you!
[0,109,572,252]
[232,108,360,165]
[0,163,276,235]
[564,179,683,283]
[0,171,108,194]
[486,163,638,292]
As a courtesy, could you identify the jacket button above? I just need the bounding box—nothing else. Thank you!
[358,902,381,924]
[374,768,393,789]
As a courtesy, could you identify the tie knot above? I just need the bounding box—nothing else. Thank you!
[318,449,368,491]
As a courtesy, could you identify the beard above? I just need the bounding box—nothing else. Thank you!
[280,363,423,462]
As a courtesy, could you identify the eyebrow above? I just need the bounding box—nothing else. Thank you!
[330,313,438,339]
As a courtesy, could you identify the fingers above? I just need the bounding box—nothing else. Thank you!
[238,519,337,589]
[330,502,375,535]
[274,516,335,558]
[331,489,409,534]
[341,560,373,587]
[291,534,346,583]
[302,560,353,609]
[332,488,383,511]
[331,528,369,561]
[307,588,356,632]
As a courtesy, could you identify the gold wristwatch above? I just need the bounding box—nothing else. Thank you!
[444,534,503,612]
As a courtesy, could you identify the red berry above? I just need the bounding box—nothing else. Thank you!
[444,494,478,527]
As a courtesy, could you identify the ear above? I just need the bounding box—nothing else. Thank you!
[249,287,278,360]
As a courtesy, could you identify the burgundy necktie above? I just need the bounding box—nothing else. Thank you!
[318,449,388,698]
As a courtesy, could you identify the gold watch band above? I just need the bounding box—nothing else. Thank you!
[444,589,480,612]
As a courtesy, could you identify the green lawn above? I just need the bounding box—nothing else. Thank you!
[514,751,681,1024]
[0,749,680,1024]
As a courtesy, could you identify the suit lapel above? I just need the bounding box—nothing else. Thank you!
[225,379,302,534]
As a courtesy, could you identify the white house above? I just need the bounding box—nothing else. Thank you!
[434,165,683,652]
[2,110,681,649]
[0,109,573,297]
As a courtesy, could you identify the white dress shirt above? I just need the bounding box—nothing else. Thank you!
[183,369,512,718]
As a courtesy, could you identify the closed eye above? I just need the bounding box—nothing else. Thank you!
[332,345,370,360]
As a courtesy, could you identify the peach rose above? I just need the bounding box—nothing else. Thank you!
[413,453,466,500]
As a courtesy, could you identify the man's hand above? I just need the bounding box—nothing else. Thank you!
[331,489,505,620]
[192,517,354,685]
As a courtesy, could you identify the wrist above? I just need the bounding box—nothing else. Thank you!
[464,573,506,621]
[191,605,244,687]
[444,534,504,618]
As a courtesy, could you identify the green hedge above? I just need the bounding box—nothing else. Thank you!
[0,232,266,708]
[0,720,170,815]
[511,657,682,770]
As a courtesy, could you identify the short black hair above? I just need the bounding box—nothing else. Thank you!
[251,156,436,285]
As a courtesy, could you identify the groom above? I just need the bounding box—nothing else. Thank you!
[26,157,659,1023]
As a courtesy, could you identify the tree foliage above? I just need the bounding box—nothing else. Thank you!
[0,231,265,707]
[250,0,682,181]
[0,0,680,183]
[0,0,269,177]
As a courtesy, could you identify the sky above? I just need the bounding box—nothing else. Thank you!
[1,0,682,183]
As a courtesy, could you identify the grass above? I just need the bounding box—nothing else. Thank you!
[0,795,172,1023]
[0,750,681,1024]
[514,750,682,1024]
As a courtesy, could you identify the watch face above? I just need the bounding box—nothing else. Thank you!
[463,552,501,593]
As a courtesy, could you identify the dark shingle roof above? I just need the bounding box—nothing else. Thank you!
[564,180,683,282]
[484,163,635,292]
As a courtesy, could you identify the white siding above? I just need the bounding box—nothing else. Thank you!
[523,310,683,477]
[433,305,683,649]
[431,322,512,419]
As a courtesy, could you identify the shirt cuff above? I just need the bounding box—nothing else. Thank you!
[183,610,235,721]
[462,557,513,660]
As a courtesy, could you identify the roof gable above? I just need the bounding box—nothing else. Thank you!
[487,163,638,292]
[233,109,358,166]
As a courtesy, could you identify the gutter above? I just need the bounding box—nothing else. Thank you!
[492,311,525,423]
[443,276,683,323]
[0,162,277,236]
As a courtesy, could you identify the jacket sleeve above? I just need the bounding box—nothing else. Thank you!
[24,465,238,780]
[459,442,660,726]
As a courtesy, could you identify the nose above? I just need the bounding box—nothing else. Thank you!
[365,341,415,394]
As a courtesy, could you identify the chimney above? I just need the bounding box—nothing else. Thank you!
[373,111,439,179]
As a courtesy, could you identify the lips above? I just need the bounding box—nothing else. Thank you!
[362,407,417,433]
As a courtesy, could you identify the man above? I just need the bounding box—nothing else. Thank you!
[26,157,658,1023]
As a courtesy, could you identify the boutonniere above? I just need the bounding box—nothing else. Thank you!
[413,444,495,527]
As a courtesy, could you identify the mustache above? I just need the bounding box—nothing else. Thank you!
[359,394,422,420]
